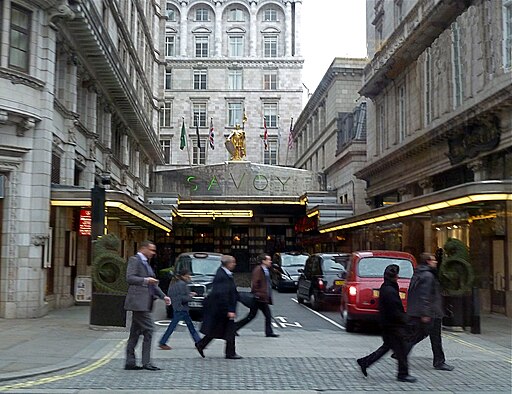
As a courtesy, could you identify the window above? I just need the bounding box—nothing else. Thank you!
[166,3,176,21]
[263,71,277,90]
[51,152,61,184]
[505,1,512,68]
[196,8,209,21]
[424,48,433,124]
[165,35,175,57]
[192,138,206,164]
[193,102,207,127]
[264,139,278,165]
[195,36,209,57]
[193,69,207,90]
[228,102,243,126]
[161,139,171,164]
[229,8,245,21]
[377,102,386,154]
[451,21,464,108]
[160,101,172,127]
[394,0,403,26]
[229,35,244,57]
[397,83,406,142]
[263,36,278,57]
[9,5,31,72]
[264,8,277,21]
[164,69,172,90]
[263,103,278,128]
[228,69,242,90]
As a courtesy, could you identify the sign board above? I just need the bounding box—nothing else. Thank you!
[79,209,92,236]
[74,276,92,303]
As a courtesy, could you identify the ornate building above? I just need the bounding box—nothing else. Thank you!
[321,0,512,316]
[157,0,303,168]
[0,1,170,318]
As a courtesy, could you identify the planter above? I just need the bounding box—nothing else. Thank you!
[90,293,126,327]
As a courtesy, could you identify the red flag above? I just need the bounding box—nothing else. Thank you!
[209,118,214,149]
[288,117,294,149]
[263,117,268,150]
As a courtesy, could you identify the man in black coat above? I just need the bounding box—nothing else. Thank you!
[195,254,241,359]
[406,252,454,371]
[356,264,416,383]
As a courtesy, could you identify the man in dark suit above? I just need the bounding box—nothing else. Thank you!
[195,255,241,359]
[124,241,170,371]
[235,253,279,337]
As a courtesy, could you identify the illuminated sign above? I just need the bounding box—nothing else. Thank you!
[79,209,92,236]
[185,173,291,193]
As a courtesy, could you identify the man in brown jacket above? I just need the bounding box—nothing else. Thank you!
[235,253,279,337]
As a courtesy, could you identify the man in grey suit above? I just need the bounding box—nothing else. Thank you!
[124,241,170,371]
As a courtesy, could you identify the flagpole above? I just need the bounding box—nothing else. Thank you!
[286,117,293,167]
[185,117,192,166]
[277,115,281,165]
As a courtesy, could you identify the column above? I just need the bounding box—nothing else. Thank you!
[180,2,188,56]
[294,0,302,56]
[285,1,292,57]
[250,1,257,57]
[215,2,222,56]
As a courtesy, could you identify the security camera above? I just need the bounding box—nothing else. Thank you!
[148,199,154,205]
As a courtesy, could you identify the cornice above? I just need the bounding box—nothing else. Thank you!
[0,67,45,91]
[166,58,303,68]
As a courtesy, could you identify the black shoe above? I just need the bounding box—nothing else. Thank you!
[397,375,417,383]
[225,354,243,359]
[235,331,240,336]
[266,333,279,337]
[391,353,397,359]
[124,365,143,370]
[435,363,454,371]
[195,343,205,358]
[356,358,368,377]
[142,364,161,371]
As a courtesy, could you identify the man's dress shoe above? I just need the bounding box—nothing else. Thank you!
[356,358,368,377]
[195,343,205,358]
[397,375,417,383]
[142,364,161,371]
[266,333,279,337]
[435,363,454,371]
[158,344,172,350]
[124,365,143,370]
[225,354,243,359]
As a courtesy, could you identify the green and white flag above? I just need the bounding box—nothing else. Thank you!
[180,118,186,150]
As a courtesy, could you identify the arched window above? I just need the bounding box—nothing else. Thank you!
[229,8,245,21]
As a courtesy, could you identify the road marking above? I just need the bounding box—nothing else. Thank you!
[291,298,345,330]
[0,339,125,392]
[443,332,512,363]
[273,316,303,328]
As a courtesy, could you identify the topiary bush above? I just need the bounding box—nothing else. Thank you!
[91,234,127,295]
[439,238,474,296]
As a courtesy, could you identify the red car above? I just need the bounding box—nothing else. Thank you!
[340,250,416,332]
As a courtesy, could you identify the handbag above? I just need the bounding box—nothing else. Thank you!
[238,291,256,309]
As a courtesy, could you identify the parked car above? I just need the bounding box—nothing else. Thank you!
[271,251,309,292]
[296,253,350,310]
[340,250,416,332]
[165,252,222,319]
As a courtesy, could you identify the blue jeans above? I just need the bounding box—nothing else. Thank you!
[159,310,201,345]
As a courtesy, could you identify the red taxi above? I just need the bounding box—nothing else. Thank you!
[340,250,416,332]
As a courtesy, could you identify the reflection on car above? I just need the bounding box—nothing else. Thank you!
[340,250,416,332]
[296,253,349,310]
[271,252,309,292]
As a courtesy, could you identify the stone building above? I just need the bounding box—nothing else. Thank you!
[321,0,512,316]
[0,1,171,318]
[290,58,369,252]
[158,0,303,168]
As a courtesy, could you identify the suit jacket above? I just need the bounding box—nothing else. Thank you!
[200,267,238,339]
[124,254,166,312]
[251,265,272,304]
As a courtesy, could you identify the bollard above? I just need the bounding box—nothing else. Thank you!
[470,286,481,334]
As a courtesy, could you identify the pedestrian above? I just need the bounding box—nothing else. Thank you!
[356,264,417,383]
[235,253,279,337]
[406,252,454,371]
[124,241,171,371]
[195,254,242,359]
[158,268,201,350]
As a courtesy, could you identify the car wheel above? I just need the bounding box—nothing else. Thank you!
[342,310,355,332]
[310,292,320,310]
[276,282,284,293]
[296,290,304,304]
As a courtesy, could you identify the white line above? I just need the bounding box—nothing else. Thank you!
[291,297,346,330]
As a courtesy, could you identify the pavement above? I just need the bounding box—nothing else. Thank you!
[0,302,510,393]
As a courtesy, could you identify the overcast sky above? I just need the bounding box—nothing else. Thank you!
[300,0,367,96]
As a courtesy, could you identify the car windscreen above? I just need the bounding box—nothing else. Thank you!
[176,256,220,276]
[322,257,346,273]
[357,257,414,279]
[281,254,308,267]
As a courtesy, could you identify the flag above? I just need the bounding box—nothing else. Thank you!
[263,117,268,150]
[288,117,294,149]
[180,118,186,150]
[195,116,202,149]
[209,118,214,149]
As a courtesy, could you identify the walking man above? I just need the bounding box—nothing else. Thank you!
[235,253,279,337]
[356,264,416,382]
[406,252,454,371]
[124,241,170,371]
[195,255,242,359]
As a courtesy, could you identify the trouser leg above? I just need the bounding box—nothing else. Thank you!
[235,304,258,331]
[359,342,390,368]
[197,335,213,350]
[137,311,154,366]
[225,319,236,356]
[182,312,201,343]
[383,329,409,378]
[405,317,429,355]
[260,302,274,335]
[429,318,446,367]
[126,312,140,366]
[159,311,182,345]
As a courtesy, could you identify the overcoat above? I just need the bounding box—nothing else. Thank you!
[251,265,272,304]
[200,267,239,339]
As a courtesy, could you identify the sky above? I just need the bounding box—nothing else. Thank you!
[300,0,367,96]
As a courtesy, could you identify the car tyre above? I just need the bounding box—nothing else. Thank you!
[310,292,320,310]
[342,310,355,332]
[296,291,304,304]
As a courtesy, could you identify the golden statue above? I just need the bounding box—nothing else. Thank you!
[225,124,246,161]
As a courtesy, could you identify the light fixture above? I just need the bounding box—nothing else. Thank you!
[176,209,253,218]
